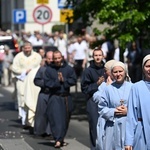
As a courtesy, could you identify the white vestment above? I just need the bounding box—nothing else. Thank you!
[24,66,41,127]
[12,51,41,124]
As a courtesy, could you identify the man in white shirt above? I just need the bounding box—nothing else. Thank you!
[2,45,14,86]
[71,36,88,80]
[32,33,44,46]
[54,32,67,60]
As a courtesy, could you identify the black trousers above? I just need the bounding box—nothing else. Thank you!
[86,98,99,149]
[73,59,84,79]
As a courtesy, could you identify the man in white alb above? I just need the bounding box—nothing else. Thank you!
[11,41,41,127]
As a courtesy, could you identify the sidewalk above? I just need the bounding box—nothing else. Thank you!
[0,85,90,150]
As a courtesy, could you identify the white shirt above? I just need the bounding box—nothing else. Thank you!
[113,48,120,61]
[68,43,75,54]
[101,42,108,58]
[72,41,87,60]
[32,38,44,46]
[54,38,67,59]
[27,35,36,44]
[48,37,54,46]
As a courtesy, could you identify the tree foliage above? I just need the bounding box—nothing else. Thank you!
[70,0,150,49]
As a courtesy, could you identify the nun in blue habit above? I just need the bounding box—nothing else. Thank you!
[93,59,117,150]
[125,54,150,150]
[98,61,133,150]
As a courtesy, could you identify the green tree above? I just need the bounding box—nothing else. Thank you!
[71,0,150,50]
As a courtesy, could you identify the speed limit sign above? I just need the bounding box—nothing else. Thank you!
[33,5,52,25]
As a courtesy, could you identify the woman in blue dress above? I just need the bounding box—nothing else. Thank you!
[93,59,117,150]
[98,61,133,150]
[125,54,150,150]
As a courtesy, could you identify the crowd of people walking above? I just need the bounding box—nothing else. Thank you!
[0,28,150,150]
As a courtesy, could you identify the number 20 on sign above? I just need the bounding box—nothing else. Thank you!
[33,5,52,25]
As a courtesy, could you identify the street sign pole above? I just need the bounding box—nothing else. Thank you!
[19,24,22,38]
[42,25,44,36]
[65,23,68,47]
[65,23,69,62]
[42,24,44,49]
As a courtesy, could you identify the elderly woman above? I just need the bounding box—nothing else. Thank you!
[125,54,150,150]
[93,60,117,103]
[98,61,133,150]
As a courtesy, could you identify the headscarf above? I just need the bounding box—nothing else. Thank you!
[111,61,131,81]
[142,54,150,68]
[105,59,118,71]
[142,54,150,80]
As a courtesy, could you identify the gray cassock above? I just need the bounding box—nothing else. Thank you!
[34,66,51,135]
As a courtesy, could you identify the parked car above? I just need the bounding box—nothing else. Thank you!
[32,45,58,53]
[0,36,20,56]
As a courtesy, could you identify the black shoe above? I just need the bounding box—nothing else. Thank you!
[41,133,48,137]
[41,133,54,140]
[61,141,68,147]
[22,125,30,130]
[29,127,34,135]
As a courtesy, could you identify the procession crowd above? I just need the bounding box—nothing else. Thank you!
[0,29,149,150]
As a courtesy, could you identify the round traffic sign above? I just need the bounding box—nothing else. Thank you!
[33,5,52,25]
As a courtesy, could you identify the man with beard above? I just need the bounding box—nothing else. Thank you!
[11,41,42,127]
[44,50,77,148]
[33,51,53,136]
[81,47,105,150]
